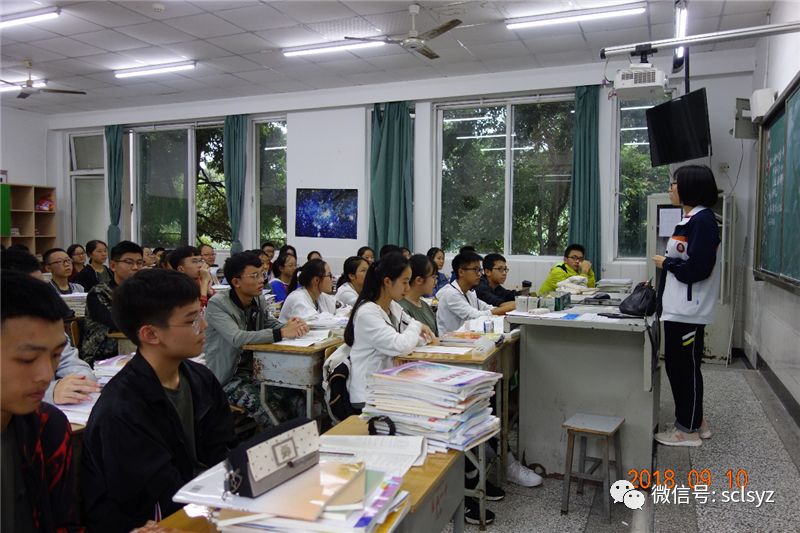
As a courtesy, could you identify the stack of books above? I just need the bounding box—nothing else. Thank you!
[361,362,501,452]
[596,278,633,293]
[93,353,134,386]
[61,292,87,317]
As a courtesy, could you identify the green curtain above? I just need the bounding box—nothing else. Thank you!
[104,125,123,247]
[223,114,247,254]
[568,85,601,276]
[369,102,413,251]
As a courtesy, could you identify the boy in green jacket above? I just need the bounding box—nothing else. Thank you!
[538,243,596,295]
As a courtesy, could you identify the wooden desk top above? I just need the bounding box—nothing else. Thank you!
[243,336,342,354]
[107,332,127,340]
[399,335,517,365]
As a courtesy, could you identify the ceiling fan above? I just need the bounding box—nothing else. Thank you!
[344,4,461,60]
[0,60,87,99]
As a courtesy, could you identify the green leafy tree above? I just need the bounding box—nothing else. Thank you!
[195,127,231,247]
[258,121,288,246]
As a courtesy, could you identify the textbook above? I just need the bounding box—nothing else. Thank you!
[361,362,501,450]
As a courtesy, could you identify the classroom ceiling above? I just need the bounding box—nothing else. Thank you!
[0,0,774,115]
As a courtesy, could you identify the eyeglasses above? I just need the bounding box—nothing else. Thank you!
[567,255,585,261]
[491,267,510,273]
[71,252,86,257]
[239,272,262,280]
[670,181,677,187]
[166,308,206,335]
[117,259,145,267]
[47,258,73,266]
[323,273,334,279]
[190,258,205,265]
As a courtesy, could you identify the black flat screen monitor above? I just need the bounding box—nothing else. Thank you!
[646,88,711,167]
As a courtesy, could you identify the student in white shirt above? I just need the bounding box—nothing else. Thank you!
[335,256,369,307]
[435,251,516,334]
[345,252,436,406]
[279,259,338,322]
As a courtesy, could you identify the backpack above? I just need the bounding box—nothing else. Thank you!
[322,344,355,423]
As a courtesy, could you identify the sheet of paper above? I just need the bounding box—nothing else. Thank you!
[319,435,426,477]
[658,207,683,237]
[273,329,331,347]
[414,345,473,355]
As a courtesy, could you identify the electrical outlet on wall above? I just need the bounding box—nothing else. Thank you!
[718,162,730,173]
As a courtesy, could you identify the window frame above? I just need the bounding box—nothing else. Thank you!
[434,92,575,257]
[252,115,289,249]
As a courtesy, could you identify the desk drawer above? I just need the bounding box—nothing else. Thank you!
[253,351,323,386]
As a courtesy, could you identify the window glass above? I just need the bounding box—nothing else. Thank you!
[72,134,104,171]
[257,121,287,246]
[195,126,231,248]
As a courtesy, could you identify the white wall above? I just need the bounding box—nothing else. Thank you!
[741,1,800,403]
[0,107,48,185]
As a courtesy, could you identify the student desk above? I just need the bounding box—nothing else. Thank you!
[506,313,660,476]
[396,337,519,483]
[159,416,464,533]
[107,331,136,355]
[242,337,343,425]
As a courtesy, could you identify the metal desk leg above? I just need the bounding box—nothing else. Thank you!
[464,443,488,531]
[496,375,506,485]
[258,382,281,427]
[452,498,465,533]
[306,386,314,420]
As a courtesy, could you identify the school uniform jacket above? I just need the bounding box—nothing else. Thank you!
[81,353,235,533]
[349,301,422,403]
[10,403,83,532]
[335,282,359,307]
[658,206,720,325]
[279,287,337,322]
[435,282,493,335]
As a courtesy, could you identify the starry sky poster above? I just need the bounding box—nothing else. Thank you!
[295,188,358,239]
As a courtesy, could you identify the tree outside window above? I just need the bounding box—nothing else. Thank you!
[195,126,231,248]
[258,121,288,246]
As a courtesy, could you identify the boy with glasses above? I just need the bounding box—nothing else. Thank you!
[82,240,144,364]
[538,243,596,295]
[1,272,83,532]
[169,246,215,307]
[43,247,84,294]
[476,253,522,306]
[81,269,235,532]
[435,251,515,335]
[205,252,309,429]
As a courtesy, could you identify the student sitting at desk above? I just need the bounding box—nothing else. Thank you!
[169,246,215,307]
[198,243,217,268]
[279,259,339,322]
[43,247,85,294]
[436,251,516,335]
[1,272,83,532]
[357,245,375,265]
[336,256,369,307]
[73,239,112,293]
[476,253,521,306]
[538,243,596,295]
[426,247,448,296]
[81,269,236,533]
[400,254,438,336]
[67,243,87,282]
[268,252,297,303]
[345,252,435,410]
[205,252,309,429]
[82,240,144,365]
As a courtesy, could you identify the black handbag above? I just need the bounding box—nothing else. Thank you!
[619,279,657,317]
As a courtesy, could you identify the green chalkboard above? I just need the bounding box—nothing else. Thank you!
[756,71,800,292]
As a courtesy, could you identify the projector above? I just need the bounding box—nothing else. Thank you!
[614,63,668,99]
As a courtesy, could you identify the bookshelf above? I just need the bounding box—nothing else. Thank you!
[0,183,58,256]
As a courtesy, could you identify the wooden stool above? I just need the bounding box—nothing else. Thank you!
[560,413,624,522]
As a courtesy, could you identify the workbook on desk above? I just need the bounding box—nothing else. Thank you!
[273,328,331,347]
[319,435,427,477]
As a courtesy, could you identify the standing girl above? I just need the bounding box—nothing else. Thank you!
[653,165,720,447]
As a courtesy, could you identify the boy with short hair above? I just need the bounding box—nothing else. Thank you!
[538,243,596,295]
[81,269,235,532]
[1,271,83,532]
[198,243,217,268]
[43,247,84,294]
[82,240,144,364]
[436,251,516,334]
[475,253,521,306]
[205,252,309,428]
[169,245,214,306]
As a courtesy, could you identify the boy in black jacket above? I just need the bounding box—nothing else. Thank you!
[81,269,236,532]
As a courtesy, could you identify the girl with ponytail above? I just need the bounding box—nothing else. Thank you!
[336,256,369,307]
[344,252,436,406]
[279,259,338,321]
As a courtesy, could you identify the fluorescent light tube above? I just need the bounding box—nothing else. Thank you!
[675,2,688,58]
[0,7,60,29]
[0,80,46,92]
[506,2,646,30]
[283,40,384,57]
[114,61,196,79]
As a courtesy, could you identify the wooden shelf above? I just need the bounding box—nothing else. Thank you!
[1,184,58,255]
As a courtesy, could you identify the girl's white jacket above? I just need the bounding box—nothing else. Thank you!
[335,282,359,307]
[278,287,337,322]
[349,300,422,403]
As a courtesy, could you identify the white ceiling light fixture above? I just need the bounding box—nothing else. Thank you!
[282,40,384,58]
[0,80,46,93]
[114,60,196,78]
[674,0,688,58]
[505,2,646,30]
[0,6,60,29]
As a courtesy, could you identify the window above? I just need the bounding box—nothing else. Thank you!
[257,120,287,246]
[617,99,670,257]
[438,97,574,255]
[195,126,231,248]
[69,133,105,244]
